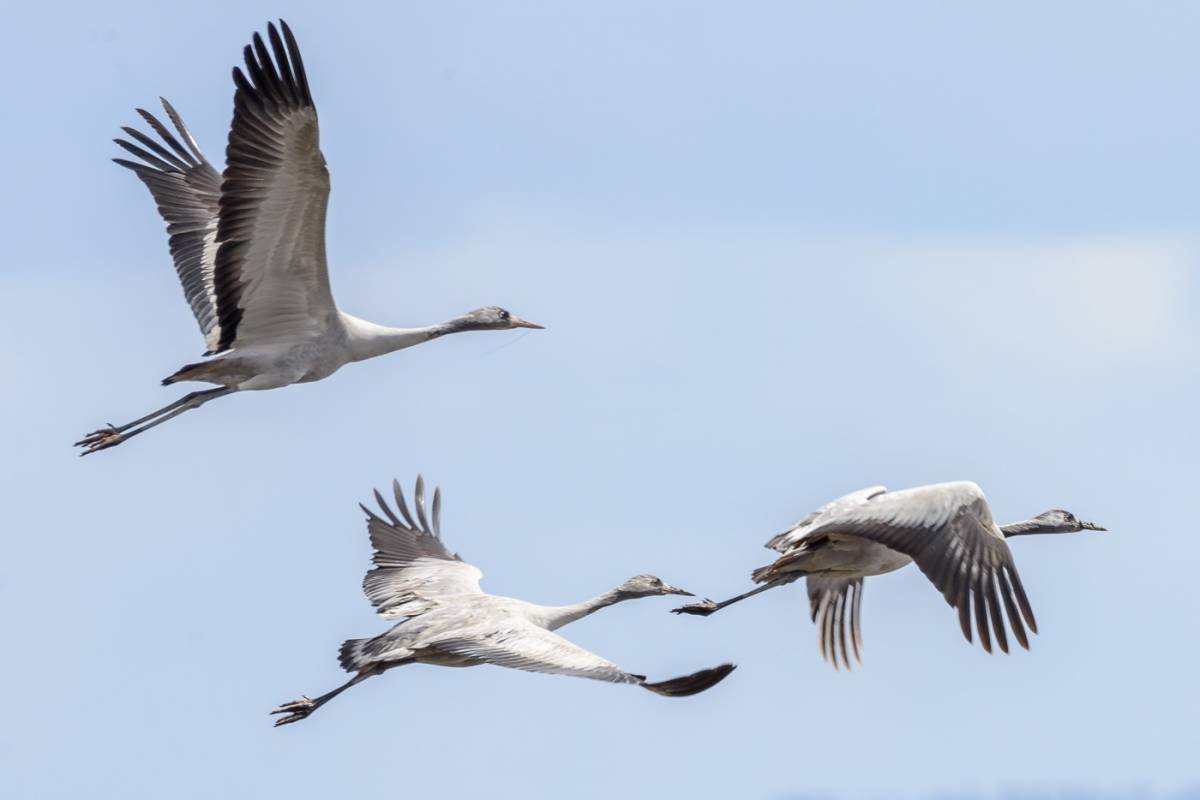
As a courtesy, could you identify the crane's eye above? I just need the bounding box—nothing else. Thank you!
[499,310,510,320]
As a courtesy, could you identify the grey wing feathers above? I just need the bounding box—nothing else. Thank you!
[360,477,483,619]
[803,482,1038,654]
[433,624,641,686]
[640,663,737,697]
[767,485,888,552]
[212,19,334,352]
[434,625,736,697]
[807,577,864,670]
[113,99,224,353]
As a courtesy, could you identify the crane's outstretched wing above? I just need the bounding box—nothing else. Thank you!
[113,100,224,353]
[212,20,336,352]
[360,477,483,619]
[431,622,736,697]
[766,485,888,552]
[434,623,640,685]
[793,481,1038,654]
[807,576,864,670]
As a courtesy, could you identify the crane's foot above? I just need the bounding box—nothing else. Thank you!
[270,696,315,727]
[671,598,719,616]
[74,425,127,456]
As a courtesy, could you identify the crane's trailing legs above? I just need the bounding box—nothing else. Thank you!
[272,665,388,727]
[74,387,234,456]
[671,580,787,616]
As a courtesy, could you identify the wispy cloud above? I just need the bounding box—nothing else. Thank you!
[861,233,1199,369]
[354,211,1200,379]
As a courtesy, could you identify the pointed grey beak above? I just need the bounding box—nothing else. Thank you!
[1080,520,1107,531]
[510,316,545,330]
[661,584,694,597]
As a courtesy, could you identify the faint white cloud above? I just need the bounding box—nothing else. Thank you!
[363,211,1199,380]
[861,233,1199,368]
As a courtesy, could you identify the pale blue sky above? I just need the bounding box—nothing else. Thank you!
[2,2,1198,799]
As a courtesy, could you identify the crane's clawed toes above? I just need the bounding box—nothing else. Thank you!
[270,696,315,727]
[671,598,719,616]
[74,426,126,456]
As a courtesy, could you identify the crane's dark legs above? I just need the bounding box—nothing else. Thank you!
[271,664,398,727]
[74,387,234,456]
[671,582,783,616]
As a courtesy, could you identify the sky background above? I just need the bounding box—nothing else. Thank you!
[2,2,1198,798]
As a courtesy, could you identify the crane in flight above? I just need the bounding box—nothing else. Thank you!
[272,477,736,726]
[673,481,1104,669]
[76,21,541,456]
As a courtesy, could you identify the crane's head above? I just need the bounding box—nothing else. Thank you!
[616,574,694,598]
[1032,509,1106,533]
[1005,509,1107,536]
[456,306,544,331]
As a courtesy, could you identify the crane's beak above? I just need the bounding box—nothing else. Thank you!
[510,316,545,330]
[1080,520,1107,531]
[660,584,694,597]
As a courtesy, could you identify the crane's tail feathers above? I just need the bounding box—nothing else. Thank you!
[162,359,225,386]
[640,663,737,697]
[764,530,793,552]
[750,563,774,583]
[752,549,812,583]
[163,361,203,385]
[338,638,371,672]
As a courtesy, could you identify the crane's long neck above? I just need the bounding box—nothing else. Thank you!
[341,313,463,362]
[1000,518,1056,537]
[539,589,626,631]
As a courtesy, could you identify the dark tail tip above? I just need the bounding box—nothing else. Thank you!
[162,360,206,386]
[764,532,788,551]
[750,563,775,583]
[338,638,370,672]
[641,663,737,697]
